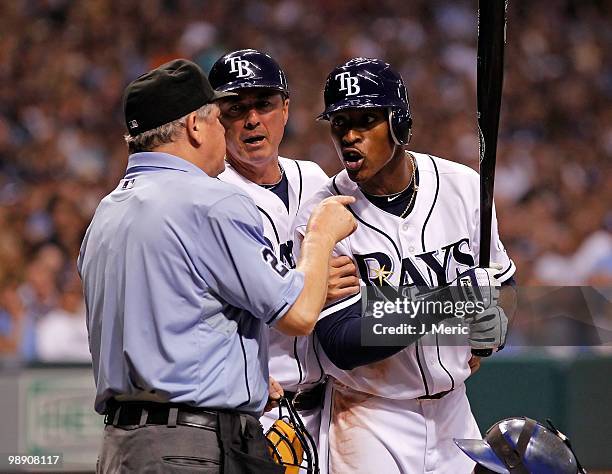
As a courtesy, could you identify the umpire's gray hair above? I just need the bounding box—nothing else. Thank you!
[124,103,218,154]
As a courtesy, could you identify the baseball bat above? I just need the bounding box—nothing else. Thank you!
[473,0,508,357]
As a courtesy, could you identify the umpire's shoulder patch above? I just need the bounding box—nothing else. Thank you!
[261,247,290,278]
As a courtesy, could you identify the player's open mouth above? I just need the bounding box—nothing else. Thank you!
[342,149,365,172]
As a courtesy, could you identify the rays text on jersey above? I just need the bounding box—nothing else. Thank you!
[355,237,476,289]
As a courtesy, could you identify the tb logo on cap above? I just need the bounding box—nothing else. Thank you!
[335,72,360,96]
[226,57,253,78]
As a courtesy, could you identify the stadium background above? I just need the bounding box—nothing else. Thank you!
[0,0,610,471]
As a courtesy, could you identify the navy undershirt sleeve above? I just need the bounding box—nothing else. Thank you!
[315,300,407,371]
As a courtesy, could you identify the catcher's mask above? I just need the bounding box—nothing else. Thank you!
[454,417,587,474]
[265,396,319,473]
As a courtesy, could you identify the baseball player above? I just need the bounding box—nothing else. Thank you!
[293,58,517,474]
[209,49,358,447]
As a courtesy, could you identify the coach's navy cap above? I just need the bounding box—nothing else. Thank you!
[123,59,235,137]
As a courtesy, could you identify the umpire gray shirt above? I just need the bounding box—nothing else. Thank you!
[77,152,304,416]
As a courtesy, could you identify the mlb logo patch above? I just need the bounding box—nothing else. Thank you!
[121,178,136,190]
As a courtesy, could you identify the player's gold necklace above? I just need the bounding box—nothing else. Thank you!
[361,152,418,219]
[399,152,418,219]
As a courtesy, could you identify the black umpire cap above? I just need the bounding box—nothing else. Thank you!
[123,58,235,137]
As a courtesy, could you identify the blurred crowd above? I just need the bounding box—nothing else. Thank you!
[0,0,610,363]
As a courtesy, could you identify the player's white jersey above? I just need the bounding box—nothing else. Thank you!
[294,152,515,399]
[219,157,328,391]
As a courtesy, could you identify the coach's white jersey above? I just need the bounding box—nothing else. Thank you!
[294,152,515,399]
[219,157,328,391]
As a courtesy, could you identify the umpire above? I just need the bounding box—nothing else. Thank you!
[77,59,355,473]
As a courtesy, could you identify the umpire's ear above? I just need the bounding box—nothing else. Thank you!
[185,111,204,146]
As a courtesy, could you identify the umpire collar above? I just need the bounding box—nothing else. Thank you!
[126,152,208,176]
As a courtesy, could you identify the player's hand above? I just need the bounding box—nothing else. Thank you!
[264,376,284,412]
[468,355,481,375]
[306,195,357,245]
[465,306,507,352]
[452,263,503,309]
[326,255,360,305]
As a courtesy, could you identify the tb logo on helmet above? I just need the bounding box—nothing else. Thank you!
[225,56,253,78]
[335,72,360,96]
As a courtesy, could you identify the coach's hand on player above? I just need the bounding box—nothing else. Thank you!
[326,255,360,304]
[306,195,357,246]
